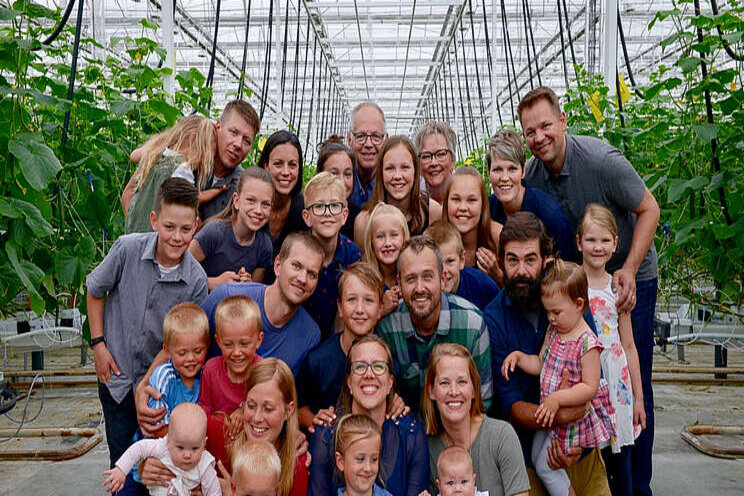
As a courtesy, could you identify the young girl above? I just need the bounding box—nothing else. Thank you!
[578,204,645,496]
[501,260,615,496]
[316,135,361,241]
[334,414,393,496]
[440,166,502,283]
[353,135,441,245]
[124,114,217,233]
[190,167,275,290]
[362,203,410,316]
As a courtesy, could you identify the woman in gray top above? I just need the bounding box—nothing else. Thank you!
[422,343,530,496]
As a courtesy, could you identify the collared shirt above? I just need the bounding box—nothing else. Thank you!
[86,232,208,403]
[489,186,578,262]
[455,266,501,312]
[199,165,243,220]
[349,168,375,208]
[297,333,347,412]
[303,234,362,340]
[377,293,493,413]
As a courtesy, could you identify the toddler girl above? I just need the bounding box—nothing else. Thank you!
[362,203,410,316]
[190,167,275,290]
[578,204,645,495]
[501,260,615,496]
[334,414,392,496]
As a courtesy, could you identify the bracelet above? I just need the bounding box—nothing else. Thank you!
[90,336,105,347]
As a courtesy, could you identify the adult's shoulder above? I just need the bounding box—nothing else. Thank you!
[386,413,424,435]
[306,332,342,365]
[445,292,482,314]
[483,289,509,320]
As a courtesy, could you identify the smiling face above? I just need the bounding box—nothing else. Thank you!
[274,242,323,306]
[338,275,382,340]
[216,320,264,382]
[398,246,443,325]
[347,342,393,413]
[420,133,455,191]
[166,331,208,383]
[234,178,273,233]
[265,143,300,196]
[335,435,381,496]
[439,240,465,294]
[150,202,198,267]
[520,98,568,170]
[446,174,483,236]
[166,417,207,471]
[323,152,355,198]
[428,355,474,425]
[216,111,256,169]
[381,144,415,203]
[350,106,386,174]
[371,213,405,268]
[578,221,618,272]
[242,379,293,444]
[302,190,348,241]
[489,157,524,206]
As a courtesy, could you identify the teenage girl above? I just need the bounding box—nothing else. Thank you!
[578,204,645,496]
[362,203,410,317]
[316,135,361,240]
[334,414,393,496]
[353,135,441,245]
[189,167,274,290]
[501,260,616,496]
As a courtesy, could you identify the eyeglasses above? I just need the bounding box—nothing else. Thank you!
[307,201,345,216]
[419,149,452,163]
[350,360,389,376]
[352,132,385,146]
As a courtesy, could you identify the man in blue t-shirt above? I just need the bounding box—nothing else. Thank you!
[201,232,324,376]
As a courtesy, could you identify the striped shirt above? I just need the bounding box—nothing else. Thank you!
[148,360,201,425]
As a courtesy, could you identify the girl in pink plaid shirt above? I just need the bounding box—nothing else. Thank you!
[501,260,615,496]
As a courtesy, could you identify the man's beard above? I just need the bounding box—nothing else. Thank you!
[505,275,542,313]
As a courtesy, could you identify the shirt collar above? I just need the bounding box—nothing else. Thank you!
[141,232,193,283]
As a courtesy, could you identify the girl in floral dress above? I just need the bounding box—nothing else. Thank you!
[501,260,616,496]
[578,204,645,496]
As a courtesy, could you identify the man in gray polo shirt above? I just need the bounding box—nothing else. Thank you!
[518,86,660,496]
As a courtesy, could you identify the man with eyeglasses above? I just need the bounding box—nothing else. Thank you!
[347,102,388,207]
[377,235,493,414]
[415,121,457,204]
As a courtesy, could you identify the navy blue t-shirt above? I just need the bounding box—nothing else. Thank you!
[297,333,347,413]
[194,220,273,278]
[455,266,500,312]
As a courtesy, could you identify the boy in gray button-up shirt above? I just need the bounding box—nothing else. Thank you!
[86,178,208,467]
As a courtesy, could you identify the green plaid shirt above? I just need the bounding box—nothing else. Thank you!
[377,292,493,413]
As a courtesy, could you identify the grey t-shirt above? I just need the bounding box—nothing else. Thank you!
[525,134,658,281]
[199,165,243,221]
[194,219,273,278]
[428,417,530,496]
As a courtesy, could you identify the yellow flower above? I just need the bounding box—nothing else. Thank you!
[135,52,142,61]
[258,136,267,151]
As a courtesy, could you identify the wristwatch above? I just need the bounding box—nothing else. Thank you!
[90,336,105,347]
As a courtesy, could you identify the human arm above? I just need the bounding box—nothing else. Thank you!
[250,267,265,283]
[121,174,137,215]
[135,350,169,435]
[428,198,442,224]
[545,438,582,470]
[207,272,241,291]
[386,393,411,420]
[509,369,590,430]
[307,428,334,496]
[472,317,494,411]
[491,421,531,496]
[199,455,222,496]
[618,311,646,429]
[138,457,176,488]
[86,291,121,383]
[382,286,401,317]
[199,185,229,205]
[501,351,541,380]
[101,467,126,493]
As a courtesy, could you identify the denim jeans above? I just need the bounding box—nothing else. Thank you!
[98,382,139,468]
[602,445,633,496]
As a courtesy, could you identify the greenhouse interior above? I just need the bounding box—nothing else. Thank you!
[1,0,743,495]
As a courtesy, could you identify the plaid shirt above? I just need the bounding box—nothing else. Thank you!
[377,293,492,413]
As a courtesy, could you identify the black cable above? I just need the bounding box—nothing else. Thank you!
[467,0,490,137]
[205,0,223,110]
[710,0,744,61]
[289,0,302,128]
[480,0,493,82]
[499,0,516,123]
[446,52,464,158]
[38,0,76,47]
[325,69,333,138]
[296,17,311,137]
[555,0,571,95]
[280,0,291,110]
[459,23,478,146]
[259,0,275,119]
[616,8,645,99]
[520,0,535,90]
[560,0,579,73]
[500,0,520,102]
[441,65,450,122]
[452,38,473,153]
[433,79,441,121]
[316,61,326,147]
[237,0,253,100]
[60,0,85,148]
[524,0,542,86]
[304,35,318,153]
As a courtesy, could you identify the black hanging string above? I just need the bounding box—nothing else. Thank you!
[237,0,253,100]
[617,8,646,99]
[39,0,76,47]
[259,0,275,119]
[710,0,744,60]
[280,0,291,110]
[560,0,579,74]
[467,0,490,137]
[325,70,333,138]
[289,0,302,129]
[459,24,478,147]
[315,61,326,147]
[524,0,542,86]
[205,0,223,110]
[446,52,464,159]
[520,0,535,90]
[480,0,493,81]
[296,17,312,136]
[304,35,318,153]
[500,0,520,102]
[555,0,571,96]
[61,0,86,148]
[499,0,516,123]
[441,66,450,122]
[452,38,473,153]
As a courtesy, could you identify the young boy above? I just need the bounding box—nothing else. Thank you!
[435,446,488,496]
[301,171,362,340]
[87,178,208,466]
[230,440,282,496]
[425,224,500,312]
[297,261,383,429]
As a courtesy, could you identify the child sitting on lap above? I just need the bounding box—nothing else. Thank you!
[435,446,489,496]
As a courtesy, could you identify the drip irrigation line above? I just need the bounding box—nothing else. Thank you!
[524,0,542,86]
[617,8,645,99]
[289,0,302,128]
[237,0,253,100]
[304,34,318,154]
[710,0,744,61]
[395,0,418,129]
[259,0,275,119]
[459,23,478,146]
[352,0,371,99]
[467,0,490,137]
[39,0,76,47]
[296,16,311,136]
[280,0,291,111]
[520,0,535,90]
[499,0,516,123]
[693,0,733,226]
[555,0,571,95]
[205,0,223,110]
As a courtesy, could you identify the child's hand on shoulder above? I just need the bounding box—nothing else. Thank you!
[102,467,126,494]
[501,351,523,381]
[535,393,560,427]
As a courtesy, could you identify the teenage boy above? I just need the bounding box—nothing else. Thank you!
[302,172,362,340]
[425,223,500,312]
[87,178,208,466]
[297,261,383,429]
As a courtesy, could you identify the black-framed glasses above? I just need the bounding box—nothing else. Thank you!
[350,360,389,376]
[419,149,452,163]
[352,132,385,146]
[307,201,345,216]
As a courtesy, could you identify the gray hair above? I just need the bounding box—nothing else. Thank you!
[350,102,386,133]
[486,129,526,169]
[415,121,457,157]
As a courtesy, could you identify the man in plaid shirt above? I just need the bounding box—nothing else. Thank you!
[377,235,493,414]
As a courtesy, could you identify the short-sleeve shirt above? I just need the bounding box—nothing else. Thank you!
[524,134,658,280]
[148,360,201,425]
[455,266,501,312]
[201,282,320,375]
[263,193,307,284]
[303,234,362,340]
[199,165,244,221]
[428,417,530,496]
[377,293,493,413]
[194,220,273,278]
[297,333,346,412]
[86,232,208,403]
[489,186,578,262]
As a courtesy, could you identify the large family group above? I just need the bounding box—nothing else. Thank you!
[89,86,660,496]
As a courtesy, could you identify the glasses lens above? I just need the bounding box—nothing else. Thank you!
[329,202,344,215]
[371,361,388,375]
[435,149,450,160]
[351,361,368,375]
[420,153,432,162]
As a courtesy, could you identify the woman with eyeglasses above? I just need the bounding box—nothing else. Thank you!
[308,335,430,496]
[415,121,458,204]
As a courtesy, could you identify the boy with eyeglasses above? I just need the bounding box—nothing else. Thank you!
[302,172,362,340]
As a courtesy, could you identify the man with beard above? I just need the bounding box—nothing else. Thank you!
[484,212,610,495]
[377,235,492,414]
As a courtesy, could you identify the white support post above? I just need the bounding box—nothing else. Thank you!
[274,0,284,119]
[162,0,175,98]
[491,0,498,131]
[602,0,618,96]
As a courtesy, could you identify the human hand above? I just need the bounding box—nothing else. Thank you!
[382,286,401,316]
[93,344,121,383]
[237,267,252,283]
[310,406,337,433]
[215,271,241,287]
[501,351,523,381]
[190,485,203,496]
[138,456,175,487]
[417,492,432,496]
[135,383,166,436]
[546,439,582,470]
[295,431,311,467]
[612,267,637,313]
[102,467,126,494]
[217,460,234,495]
[226,408,244,440]
[200,185,229,203]
[387,393,410,420]
[476,247,502,284]
[633,396,647,430]
[535,394,560,427]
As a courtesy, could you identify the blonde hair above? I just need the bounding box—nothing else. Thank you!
[578,203,618,239]
[436,445,474,476]
[232,440,281,490]
[163,303,210,348]
[229,359,299,496]
[334,414,382,481]
[422,344,484,436]
[338,262,384,302]
[134,114,215,190]
[304,171,347,205]
[214,295,262,339]
[425,222,464,256]
[415,120,457,155]
[363,202,410,275]
[541,259,589,313]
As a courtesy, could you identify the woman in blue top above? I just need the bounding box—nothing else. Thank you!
[309,335,430,496]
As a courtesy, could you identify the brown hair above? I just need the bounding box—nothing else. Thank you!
[155,177,199,213]
[498,211,554,263]
[440,166,497,253]
[162,303,210,348]
[541,259,589,312]
[517,86,562,122]
[214,295,262,338]
[337,335,395,413]
[578,203,618,239]
[208,166,273,225]
[397,235,443,276]
[277,231,325,264]
[421,343,484,436]
[486,129,526,170]
[338,261,384,302]
[425,223,464,256]
[317,136,355,176]
[221,99,261,137]
[334,413,381,458]
[364,136,428,235]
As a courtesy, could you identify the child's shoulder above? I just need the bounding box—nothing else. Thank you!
[202,355,225,374]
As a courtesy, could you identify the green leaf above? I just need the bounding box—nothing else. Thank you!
[677,56,701,73]
[0,197,21,218]
[8,133,62,190]
[0,7,20,20]
[139,18,159,30]
[5,241,44,314]
[55,237,95,286]
[667,176,708,203]
[110,98,134,116]
[12,0,56,19]
[712,224,735,240]
[11,197,53,237]
[674,218,708,245]
[147,99,181,126]
[693,123,719,142]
